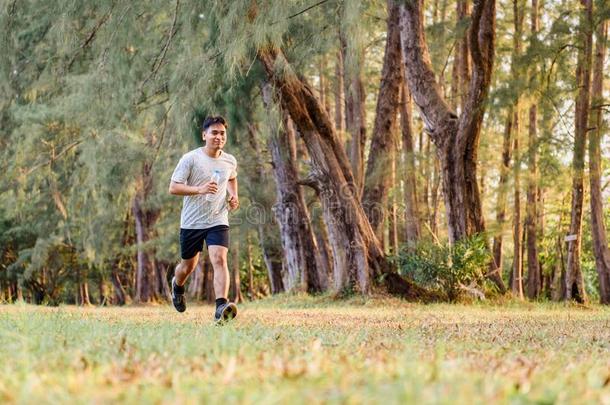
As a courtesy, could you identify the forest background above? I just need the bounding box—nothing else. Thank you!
[1,0,609,307]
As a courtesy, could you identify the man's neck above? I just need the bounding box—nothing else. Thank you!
[203,145,222,158]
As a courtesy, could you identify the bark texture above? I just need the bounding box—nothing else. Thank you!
[588,19,610,304]
[564,0,593,303]
[258,47,387,294]
[400,80,421,243]
[525,0,541,299]
[341,34,367,196]
[263,84,327,293]
[363,0,402,243]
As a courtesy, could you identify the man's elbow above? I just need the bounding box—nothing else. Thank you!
[169,183,177,195]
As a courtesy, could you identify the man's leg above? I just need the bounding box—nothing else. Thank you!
[208,245,237,321]
[208,246,229,298]
[175,254,200,286]
[171,254,200,313]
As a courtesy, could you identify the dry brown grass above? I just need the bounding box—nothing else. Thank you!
[1,296,610,404]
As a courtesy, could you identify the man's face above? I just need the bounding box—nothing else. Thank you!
[203,123,227,149]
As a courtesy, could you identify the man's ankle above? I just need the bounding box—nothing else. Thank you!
[216,297,228,309]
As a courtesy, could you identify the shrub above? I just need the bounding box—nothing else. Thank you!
[393,234,492,302]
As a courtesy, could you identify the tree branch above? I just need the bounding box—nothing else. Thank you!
[136,0,181,98]
[67,2,116,70]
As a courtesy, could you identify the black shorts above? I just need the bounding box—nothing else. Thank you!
[180,225,230,260]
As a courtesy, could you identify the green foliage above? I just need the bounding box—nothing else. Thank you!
[394,235,492,301]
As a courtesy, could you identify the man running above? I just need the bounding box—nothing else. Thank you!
[169,115,240,322]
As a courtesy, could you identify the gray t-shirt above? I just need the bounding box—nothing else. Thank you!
[171,148,237,229]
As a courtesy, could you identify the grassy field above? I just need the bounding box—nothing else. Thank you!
[1,295,610,404]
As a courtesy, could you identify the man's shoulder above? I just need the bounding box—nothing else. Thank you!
[184,147,202,157]
[179,148,202,162]
[221,151,237,164]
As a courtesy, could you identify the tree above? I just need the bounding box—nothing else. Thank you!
[362,0,402,244]
[564,0,593,303]
[398,0,506,291]
[262,83,327,293]
[588,17,610,304]
[525,0,541,299]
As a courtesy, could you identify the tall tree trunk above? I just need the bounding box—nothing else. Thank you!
[133,151,167,303]
[525,0,541,299]
[400,80,421,244]
[564,0,593,303]
[259,234,285,294]
[363,0,402,245]
[512,110,524,298]
[133,187,159,303]
[430,158,441,235]
[78,262,91,306]
[110,269,127,305]
[398,0,506,292]
[588,18,610,304]
[263,84,327,293]
[334,50,345,135]
[457,0,471,111]
[246,235,255,299]
[245,123,287,294]
[341,33,367,197]
[319,55,332,118]
[491,114,512,277]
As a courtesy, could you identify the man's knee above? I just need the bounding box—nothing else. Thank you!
[179,256,199,274]
[209,250,227,268]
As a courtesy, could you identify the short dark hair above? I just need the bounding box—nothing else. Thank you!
[202,115,228,132]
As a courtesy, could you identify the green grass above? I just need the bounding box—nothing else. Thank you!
[1,295,610,404]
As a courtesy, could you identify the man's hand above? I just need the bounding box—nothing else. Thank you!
[228,196,240,211]
[198,181,218,195]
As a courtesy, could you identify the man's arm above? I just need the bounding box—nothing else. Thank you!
[169,181,217,196]
[227,177,239,210]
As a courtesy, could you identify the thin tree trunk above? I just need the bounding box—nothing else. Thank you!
[334,50,345,135]
[512,110,524,298]
[564,0,592,303]
[525,101,540,298]
[457,0,471,111]
[363,0,402,244]
[525,0,541,299]
[259,234,285,294]
[491,113,512,276]
[78,259,91,306]
[312,211,334,286]
[419,133,430,225]
[430,158,441,235]
[246,235,255,299]
[245,123,287,295]
[551,233,566,301]
[400,80,421,244]
[588,18,610,304]
[319,54,332,117]
[341,33,367,197]
[111,267,127,305]
[133,193,157,303]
